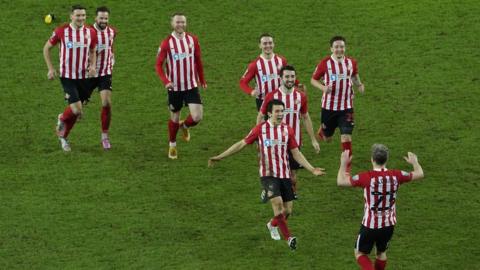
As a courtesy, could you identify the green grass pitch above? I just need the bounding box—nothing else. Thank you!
[1,0,479,269]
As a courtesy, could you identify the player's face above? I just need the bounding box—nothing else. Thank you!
[259,37,274,55]
[71,9,86,27]
[95,11,109,30]
[171,15,187,34]
[281,70,296,89]
[268,105,284,125]
[331,40,346,59]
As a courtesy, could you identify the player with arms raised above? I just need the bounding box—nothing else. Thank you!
[337,144,424,270]
[257,65,320,200]
[209,99,325,250]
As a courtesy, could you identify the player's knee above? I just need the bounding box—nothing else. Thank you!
[71,105,83,115]
[102,99,111,107]
[376,251,387,260]
[325,136,333,143]
[340,133,352,142]
[192,113,202,122]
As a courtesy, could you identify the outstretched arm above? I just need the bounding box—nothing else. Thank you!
[337,150,353,187]
[208,140,248,167]
[290,148,325,176]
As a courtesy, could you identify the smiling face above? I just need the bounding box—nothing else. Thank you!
[331,40,346,59]
[95,11,109,30]
[70,8,86,28]
[281,70,296,90]
[259,36,274,55]
[171,15,187,34]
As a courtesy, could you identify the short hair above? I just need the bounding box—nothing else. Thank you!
[259,33,273,43]
[71,4,86,13]
[330,35,346,47]
[171,12,186,19]
[371,144,389,165]
[279,65,295,77]
[96,6,110,15]
[265,99,285,120]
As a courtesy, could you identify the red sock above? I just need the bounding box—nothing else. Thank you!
[63,114,78,138]
[168,120,180,143]
[101,105,111,133]
[357,255,374,270]
[374,259,387,270]
[270,218,278,227]
[60,106,75,122]
[274,214,291,240]
[183,114,198,128]
[342,141,352,172]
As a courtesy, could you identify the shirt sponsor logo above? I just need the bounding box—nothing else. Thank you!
[261,74,278,83]
[173,52,193,60]
[263,139,286,147]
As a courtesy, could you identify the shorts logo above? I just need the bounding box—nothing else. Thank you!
[169,104,175,111]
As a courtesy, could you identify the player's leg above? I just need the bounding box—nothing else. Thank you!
[180,88,203,141]
[279,178,297,250]
[373,226,394,270]
[167,91,183,159]
[354,225,375,270]
[56,79,84,151]
[317,109,335,142]
[99,75,113,149]
[262,177,290,242]
[339,109,354,172]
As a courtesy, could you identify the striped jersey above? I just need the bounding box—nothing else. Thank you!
[239,54,287,98]
[244,121,298,179]
[156,32,205,92]
[92,24,116,77]
[312,56,358,111]
[260,88,308,146]
[49,24,97,79]
[351,169,413,229]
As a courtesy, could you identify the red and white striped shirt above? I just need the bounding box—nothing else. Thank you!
[260,88,308,146]
[312,56,358,111]
[156,32,205,92]
[49,24,97,79]
[351,169,413,229]
[92,24,116,77]
[239,54,287,98]
[244,121,298,179]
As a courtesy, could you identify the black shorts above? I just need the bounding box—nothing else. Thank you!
[60,78,94,104]
[256,98,263,111]
[320,108,354,137]
[260,176,295,202]
[168,88,202,112]
[89,75,113,92]
[288,149,303,170]
[355,225,394,254]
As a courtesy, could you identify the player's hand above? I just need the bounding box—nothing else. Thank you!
[340,150,352,166]
[357,83,365,94]
[403,152,418,165]
[201,82,208,90]
[312,167,326,176]
[47,69,56,80]
[297,84,306,93]
[165,83,174,91]
[208,156,221,167]
[250,90,260,98]
[322,84,332,94]
[88,66,96,77]
[311,139,320,154]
